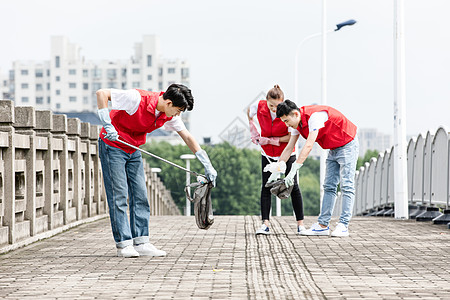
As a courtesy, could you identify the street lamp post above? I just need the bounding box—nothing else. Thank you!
[393,0,408,219]
[293,17,356,206]
[180,154,196,216]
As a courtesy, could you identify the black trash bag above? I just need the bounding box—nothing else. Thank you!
[265,179,293,200]
[185,181,214,230]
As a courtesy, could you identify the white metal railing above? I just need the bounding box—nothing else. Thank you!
[353,127,449,217]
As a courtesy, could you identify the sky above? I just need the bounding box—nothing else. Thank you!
[1,0,449,143]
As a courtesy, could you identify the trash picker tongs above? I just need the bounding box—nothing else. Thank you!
[115,138,207,179]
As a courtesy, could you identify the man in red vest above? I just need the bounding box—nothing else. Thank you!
[268,100,359,237]
[97,84,217,257]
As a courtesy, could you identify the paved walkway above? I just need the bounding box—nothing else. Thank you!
[0,216,449,299]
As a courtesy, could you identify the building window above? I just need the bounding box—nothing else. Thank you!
[83,83,89,90]
[55,56,60,68]
[121,68,127,77]
[147,88,152,91]
[92,68,102,78]
[132,68,140,74]
[56,90,60,95]
[56,103,61,109]
[107,82,117,88]
[69,83,76,88]
[83,97,88,104]
[21,70,29,75]
[47,97,51,104]
[121,82,127,89]
[56,76,60,82]
[147,75,152,81]
[36,84,43,91]
[69,69,76,75]
[69,96,76,102]
[158,82,163,90]
[83,69,89,77]
[21,83,29,89]
[36,97,43,104]
[47,83,50,90]
[47,70,50,76]
[107,69,117,79]
[147,55,152,67]
[92,83,101,91]
[181,68,189,78]
[132,82,140,88]
[21,97,29,103]
[168,68,176,74]
[159,68,163,76]
[35,69,43,77]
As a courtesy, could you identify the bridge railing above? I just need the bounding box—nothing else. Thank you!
[0,100,180,250]
[353,126,449,222]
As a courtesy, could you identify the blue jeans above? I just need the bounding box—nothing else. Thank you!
[318,137,359,227]
[99,139,150,248]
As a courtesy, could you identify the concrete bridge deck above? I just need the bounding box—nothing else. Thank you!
[0,216,448,299]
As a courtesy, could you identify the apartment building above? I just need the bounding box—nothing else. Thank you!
[10,35,191,128]
[357,128,393,157]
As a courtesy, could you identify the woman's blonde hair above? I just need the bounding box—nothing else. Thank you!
[266,85,284,101]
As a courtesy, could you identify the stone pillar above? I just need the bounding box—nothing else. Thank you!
[81,122,93,217]
[67,118,82,221]
[90,125,101,215]
[35,110,55,230]
[0,100,15,243]
[51,114,67,227]
[14,107,37,236]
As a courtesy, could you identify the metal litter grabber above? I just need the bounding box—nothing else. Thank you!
[116,138,207,179]
[115,138,214,230]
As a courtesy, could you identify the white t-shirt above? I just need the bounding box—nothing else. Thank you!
[290,111,329,134]
[110,88,186,132]
[248,102,298,135]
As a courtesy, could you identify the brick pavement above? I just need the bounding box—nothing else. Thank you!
[0,216,449,299]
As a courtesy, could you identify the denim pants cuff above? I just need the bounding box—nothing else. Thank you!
[133,236,150,245]
[116,239,133,249]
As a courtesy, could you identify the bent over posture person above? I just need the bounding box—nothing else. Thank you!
[268,100,359,237]
[97,84,217,257]
[247,86,305,235]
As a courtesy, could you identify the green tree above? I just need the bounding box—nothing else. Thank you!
[357,149,379,169]
[142,141,320,216]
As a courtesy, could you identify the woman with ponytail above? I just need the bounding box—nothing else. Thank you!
[247,85,305,235]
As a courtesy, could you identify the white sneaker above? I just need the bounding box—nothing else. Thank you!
[134,243,167,257]
[117,245,140,258]
[297,225,306,235]
[331,223,349,237]
[300,222,330,236]
[255,224,270,235]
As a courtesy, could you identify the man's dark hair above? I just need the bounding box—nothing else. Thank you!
[163,84,194,111]
[276,99,299,118]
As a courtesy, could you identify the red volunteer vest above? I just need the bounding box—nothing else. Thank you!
[99,90,172,153]
[297,105,357,150]
[256,100,293,157]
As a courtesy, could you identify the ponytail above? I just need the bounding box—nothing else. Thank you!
[266,84,284,101]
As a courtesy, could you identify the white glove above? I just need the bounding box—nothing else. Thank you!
[98,108,118,141]
[195,150,217,187]
[263,161,286,174]
[284,163,303,188]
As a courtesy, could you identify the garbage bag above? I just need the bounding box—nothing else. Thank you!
[265,179,293,200]
[185,182,214,230]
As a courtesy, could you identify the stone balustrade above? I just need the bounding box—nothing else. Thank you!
[0,100,180,250]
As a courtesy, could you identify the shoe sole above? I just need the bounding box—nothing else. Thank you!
[331,233,349,237]
[300,232,330,236]
[255,232,270,235]
[117,253,139,258]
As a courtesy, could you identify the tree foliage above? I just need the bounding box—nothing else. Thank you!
[357,149,379,170]
[142,141,320,216]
